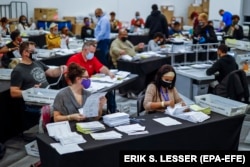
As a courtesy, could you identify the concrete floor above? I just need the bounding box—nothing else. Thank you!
[1,94,250,167]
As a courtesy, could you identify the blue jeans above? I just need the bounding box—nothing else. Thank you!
[96,39,110,67]
[106,91,117,113]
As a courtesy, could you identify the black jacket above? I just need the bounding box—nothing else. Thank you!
[145,10,168,39]
[206,55,238,83]
[193,24,218,44]
[224,25,244,40]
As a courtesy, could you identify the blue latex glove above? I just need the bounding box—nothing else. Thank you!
[199,36,206,43]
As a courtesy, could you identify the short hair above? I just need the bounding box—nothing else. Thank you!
[198,13,208,21]
[154,64,176,98]
[10,29,20,41]
[110,12,115,16]
[0,17,8,23]
[208,20,213,25]
[219,9,224,13]
[152,4,158,11]
[67,62,86,84]
[153,32,164,39]
[83,17,89,22]
[173,21,180,26]
[232,15,240,20]
[19,41,29,55]
[218,44,228,53]
[82,40,97,50]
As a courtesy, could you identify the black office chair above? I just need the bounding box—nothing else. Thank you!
[215,69,249,104]
[136,90,146,116]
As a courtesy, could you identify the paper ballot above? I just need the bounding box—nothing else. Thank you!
[165,103,210,123]
[78,92,106,118]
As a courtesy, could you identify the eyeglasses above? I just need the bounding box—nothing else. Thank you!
[81,75,89,79]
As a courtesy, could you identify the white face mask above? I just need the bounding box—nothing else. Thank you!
[86,52,94,60]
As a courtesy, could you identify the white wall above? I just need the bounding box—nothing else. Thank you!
[1,0,193,24]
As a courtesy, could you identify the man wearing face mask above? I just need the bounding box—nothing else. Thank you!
[0,30,21,68]
[94,8,111,67]
[109,29,144,68]
[206,44,238,91]
[130,11,145,32]
[66,41,117,113]
[10,41,67,131]
[147,32,166,51]
[192,13,218,44]
[218,9,232,30]
[81,17,94,40]
[223,15,244,40]
[143,64,185,113]
[46,23,61,49]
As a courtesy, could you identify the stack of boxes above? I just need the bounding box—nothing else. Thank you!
[187,0,210,26]
[160,5,174,24]
[34,8,58,21]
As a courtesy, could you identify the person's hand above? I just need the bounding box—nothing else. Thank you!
[166,100,175,108]
[119,50,126,55]
[34,83,41,88]
[60,65,67,74]
[99,96,107,109]
[108,71,115,79]
[70,113,86,121]
[138,43,144,49]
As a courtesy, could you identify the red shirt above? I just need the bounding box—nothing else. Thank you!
[66,52,103,76]
[131,18,145,27]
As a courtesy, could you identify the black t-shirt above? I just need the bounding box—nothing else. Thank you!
[11,61,49,90]
[1,42,16,68]
[81,26,94,39]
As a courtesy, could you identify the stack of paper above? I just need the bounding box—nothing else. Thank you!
[115,123,148,135]
[116,71,131,79]
[103,112,130,127]
[76,121,105,134]
[90,130,122,140]
[190,104,211,114]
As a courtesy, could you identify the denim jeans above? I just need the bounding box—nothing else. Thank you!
[96,39,110,67]
[106,91,117,113]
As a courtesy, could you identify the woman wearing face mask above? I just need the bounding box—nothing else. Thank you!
[53,63,106,122]
[143,64,185,113]
[0,17,10,36]
[45,23,61,49]
[17,15,36,33]
[0,30,21,68]
[223,15,244,40]
[192,13,217,44]
[147,32,166,51]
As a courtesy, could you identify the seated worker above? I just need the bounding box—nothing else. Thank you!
[0,17,10,36]
[193,13,218,44]
[10,41,67,130]
[168,21,183,37]
[208,20,214,27]
[60,26,73,49]
[143,64,185,113]
[110,11,122,33]
[0,30,21,68]
[66,41,117,113]
[17,15,36,33]
[206,44,238,92]
[53,63,106,122]
[109,28,144,68]
[147,32,166,51]
[223,15,244,40]
[130,11,145,32]
[45,23,61,49]
[81,17,94,40]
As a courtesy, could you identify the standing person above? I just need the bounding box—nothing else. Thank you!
[94,8,111,67]
[66,41,117,113]
[130,11,145,32]
[219,9,232,30]
[145,4,168,39]
[81,17,94,40]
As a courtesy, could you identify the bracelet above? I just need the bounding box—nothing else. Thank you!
[161,101,165,108]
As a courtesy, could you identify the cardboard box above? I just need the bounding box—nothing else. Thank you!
[202,0,209,13]
[34,8,58,21]
[171,16,184,28]
[187,5,203,19]
[72,23,83,35]
[160,5,174,23]
[63,16,76,24]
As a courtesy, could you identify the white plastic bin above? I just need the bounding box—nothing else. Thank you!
[194,94,247,116]
[192,84,208,97]
[22,88,59,104]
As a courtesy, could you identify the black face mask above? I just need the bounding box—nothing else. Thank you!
[29,52,38,61]
[161,80,173,89]
[121,37,128,42]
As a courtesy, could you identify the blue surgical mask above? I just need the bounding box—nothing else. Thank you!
[136,16,140,20]
[86,52,94,60]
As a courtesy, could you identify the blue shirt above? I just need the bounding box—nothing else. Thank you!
[94,14,110,41]
[222,11,232,27]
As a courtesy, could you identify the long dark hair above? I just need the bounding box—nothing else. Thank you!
[153,64,176,100]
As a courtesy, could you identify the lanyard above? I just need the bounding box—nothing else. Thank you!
[160,88,169,101]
